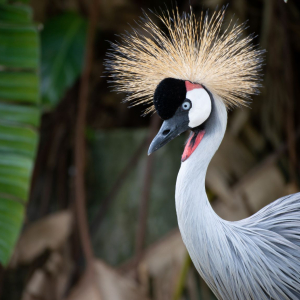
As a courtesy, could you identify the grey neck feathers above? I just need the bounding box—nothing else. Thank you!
[175,95,300,300]
[176,94,227,220]
[175,95,228,298]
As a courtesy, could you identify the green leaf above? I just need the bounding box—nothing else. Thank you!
[0,103,40,127]
[0,124,38,158]
[0,72,39,103]
[12,0,30,4]
[0,24,39,68]
[41,12,87,107]
[0,197,24,260]
[0,155,33,201]
[0,4,40,265]
[0,4,32,24]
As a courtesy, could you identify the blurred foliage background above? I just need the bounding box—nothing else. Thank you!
[0,0,300,299]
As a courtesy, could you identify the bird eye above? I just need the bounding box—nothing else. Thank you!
[182,101,191,110]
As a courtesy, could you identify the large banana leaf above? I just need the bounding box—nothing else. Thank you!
[0,3,40,265]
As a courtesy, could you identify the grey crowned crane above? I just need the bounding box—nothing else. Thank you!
[106,7,300,300]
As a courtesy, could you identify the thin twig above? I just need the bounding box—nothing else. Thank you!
[278,0,298,186]
[134,114,160,276]
[234,127,300,192]
[74,0,98,278]
[173,252,192,300]
[200,275,211,300]
[212,127,300,218]
[0,265,4,298]
[57,140,68,209]
[90,136,148,236]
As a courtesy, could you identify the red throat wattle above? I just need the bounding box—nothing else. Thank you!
[181,131,205,162]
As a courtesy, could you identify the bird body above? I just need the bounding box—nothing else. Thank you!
[106,7,300,299]
[176,95,300,300]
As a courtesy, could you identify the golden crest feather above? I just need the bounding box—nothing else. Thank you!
[105,7,264,114]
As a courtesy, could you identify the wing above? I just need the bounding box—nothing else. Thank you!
[232,193,300,299]
[238,192,300,247]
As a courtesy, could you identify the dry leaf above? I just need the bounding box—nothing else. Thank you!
[10,210,73,267]
[66,259,148,300]
[22,248,74,300]
[120,230,186,300]
[238,164,286,212]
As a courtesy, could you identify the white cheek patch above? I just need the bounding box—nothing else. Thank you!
[186,88,212,128]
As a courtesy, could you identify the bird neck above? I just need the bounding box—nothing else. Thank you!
[175,94,227,238]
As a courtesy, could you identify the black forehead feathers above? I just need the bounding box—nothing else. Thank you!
[153,78,186,120]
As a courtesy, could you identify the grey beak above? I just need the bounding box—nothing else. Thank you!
[148,112,189,155]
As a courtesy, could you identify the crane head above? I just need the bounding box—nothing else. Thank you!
[106,8,264,162]
[148,78,211,161]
